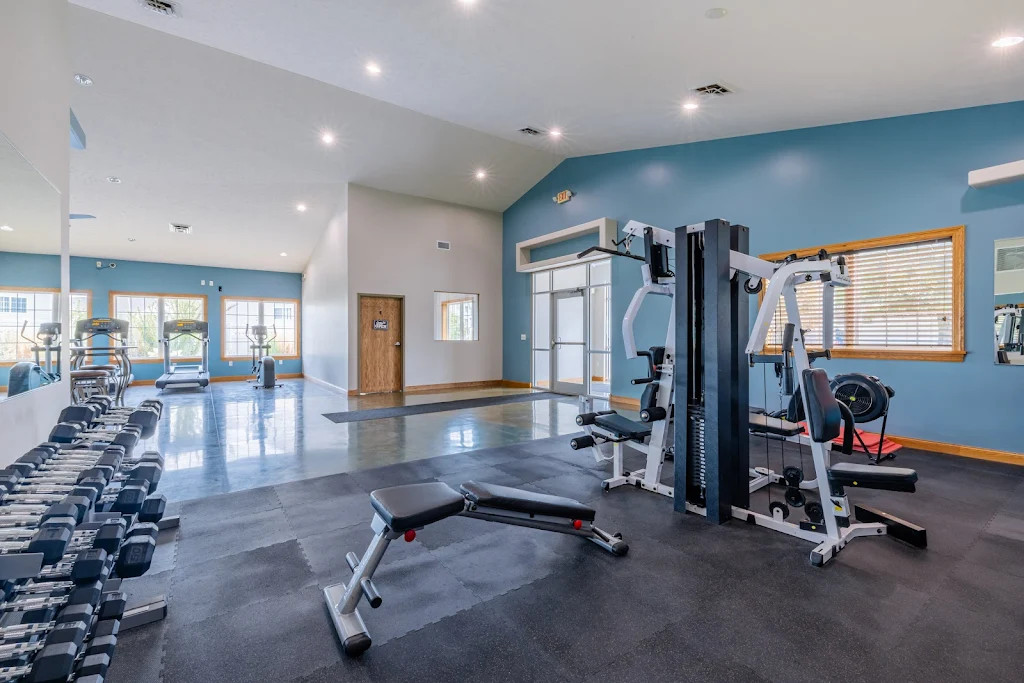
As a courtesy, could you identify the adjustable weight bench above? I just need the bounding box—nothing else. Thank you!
[324,480,627,656]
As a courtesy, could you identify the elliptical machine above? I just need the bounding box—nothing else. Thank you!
[246,324,282,389]
[7,322,62,397]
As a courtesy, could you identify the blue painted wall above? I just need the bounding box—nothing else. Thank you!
[503,101,1024,453]
[1,253,302,384]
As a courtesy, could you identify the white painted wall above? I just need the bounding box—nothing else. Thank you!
[347,184,502,388]
[301,186,349,392]
[0,1,71,464]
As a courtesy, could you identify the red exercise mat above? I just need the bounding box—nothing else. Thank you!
[797,422,903,455]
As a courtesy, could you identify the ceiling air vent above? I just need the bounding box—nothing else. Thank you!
[693,83,732,96]
[169,223,192,235]
[996,245,1024,272]
[518,127,542,136]
[138,0,179,17]
[437,240,451,251]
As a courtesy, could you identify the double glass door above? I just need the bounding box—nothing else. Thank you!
[532,261,611,397]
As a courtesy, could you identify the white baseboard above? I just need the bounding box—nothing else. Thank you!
[303,374,348,395]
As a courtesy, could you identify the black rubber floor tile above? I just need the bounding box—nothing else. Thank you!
[888,592,1024,683]
[412,512,510,551]
[941,560,1024,624]
[274,472,366,507]
[465,444,532,466]
[103,618,167,683]
[365,601,579,683]
[494,453,584,482]
[179,485,281,524]
[963,532,1024,578]
[986,511,1024,543]
[175,507,294,567]
[283,491,373,539]
[418,451,489,476]
[168,541,316,626]
[583,625,770,683]
[356,549,482,647]
[163,586,342,683]
[489,568,674,678]
[434,464,526,490]
[433,525,570,601]
[530,469,605,504]
[298,523,427,586]
[350,460,440,492]
[290,660,372,683]
[146,527,178,576]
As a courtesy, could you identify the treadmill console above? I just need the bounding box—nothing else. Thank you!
[75,318,129,337]
[164,319,209,335]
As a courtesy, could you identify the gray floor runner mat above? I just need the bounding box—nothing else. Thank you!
[323,392,562,423]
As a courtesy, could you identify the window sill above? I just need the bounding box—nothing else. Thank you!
[831,349,966,362]
[221,355,300,362]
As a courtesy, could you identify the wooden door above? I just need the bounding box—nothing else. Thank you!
[359,295,403,393]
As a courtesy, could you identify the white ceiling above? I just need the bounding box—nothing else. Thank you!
[65,1,1024,272]
[0,133,61,256]
[67,6,561,272]
[72,0,1024,157]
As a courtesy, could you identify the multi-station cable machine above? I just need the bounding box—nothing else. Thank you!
[573,218,926,566]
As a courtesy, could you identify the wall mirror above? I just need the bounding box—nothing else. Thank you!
[994,237,1024,365]
[0,131,62,401]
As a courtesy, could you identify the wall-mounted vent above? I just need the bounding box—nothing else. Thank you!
[518,127,542,136]
[996,245,1024,272]
[138,0,179,17]
[693,83,732,96]
[437,240,451,251]
[169,223,192,235]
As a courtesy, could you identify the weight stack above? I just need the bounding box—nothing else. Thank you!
[686,404,707,504]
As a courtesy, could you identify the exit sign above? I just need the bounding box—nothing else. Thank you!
[553,190,575,204]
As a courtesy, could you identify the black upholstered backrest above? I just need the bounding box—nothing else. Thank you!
[802,368,842,443]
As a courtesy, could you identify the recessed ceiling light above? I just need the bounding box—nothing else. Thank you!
[0,225,13,232]
[106,176,121,183]
[459,0,477,6]
[992,36,1023,48]
[128,237,136,242]
[366,62,382,76]
[321,131,335,145]
[74,73,93,86]
[280,252,288,257]
[683,102,700,111]
[705,8,728,19]
[475,170,487,180]
[549,128,562,138]
[296,203,307,212]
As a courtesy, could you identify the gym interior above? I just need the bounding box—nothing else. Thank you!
[1,2,1023,682]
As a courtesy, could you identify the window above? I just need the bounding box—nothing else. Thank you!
[761,226,965,362]
[110,293,207,361]
[434,293,478,341]
[222,298,299,359]
[0,289,91,364]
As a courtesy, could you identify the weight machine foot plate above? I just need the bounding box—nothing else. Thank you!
[854,504,927,549]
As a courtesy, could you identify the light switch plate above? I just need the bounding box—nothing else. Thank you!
[521,334,527,341]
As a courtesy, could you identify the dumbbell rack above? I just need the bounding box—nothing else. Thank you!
[0,396,180,681]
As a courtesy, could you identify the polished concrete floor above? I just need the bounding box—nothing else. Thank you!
[130,380,587,503]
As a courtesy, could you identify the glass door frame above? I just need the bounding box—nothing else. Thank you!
[531,260,611,398]
[551,288,587,395]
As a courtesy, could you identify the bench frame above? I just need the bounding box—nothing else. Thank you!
[324,488,627,657]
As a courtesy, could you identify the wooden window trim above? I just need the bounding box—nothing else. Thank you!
[0,288,92,366]
[759,225,965,363]
[220,296,301,361]
[108,291,209,363]
[438,296,477,342]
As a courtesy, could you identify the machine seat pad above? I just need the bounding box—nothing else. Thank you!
[369,482,465,533]
[749,413,804,437]
[460,481,596,522]
[70,370,111,380]
[828,462,918,492]
[593,413,651,441]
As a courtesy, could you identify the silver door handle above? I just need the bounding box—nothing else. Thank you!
[395,342,401,347]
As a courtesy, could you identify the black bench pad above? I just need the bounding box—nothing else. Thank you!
[828,462,918,493]
[749,413,804,437]
[460,481,596,522]
[593,413,651,441]
[370,482,466,533]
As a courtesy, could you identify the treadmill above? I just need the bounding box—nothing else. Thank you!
[155,319,211,390]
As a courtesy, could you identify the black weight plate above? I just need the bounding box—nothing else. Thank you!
[768,501,790,520]
[784,487,806,508]
[783,466,803,487]
[805,501,824,524]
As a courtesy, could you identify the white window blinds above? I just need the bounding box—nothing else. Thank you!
[768,237,954,350]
